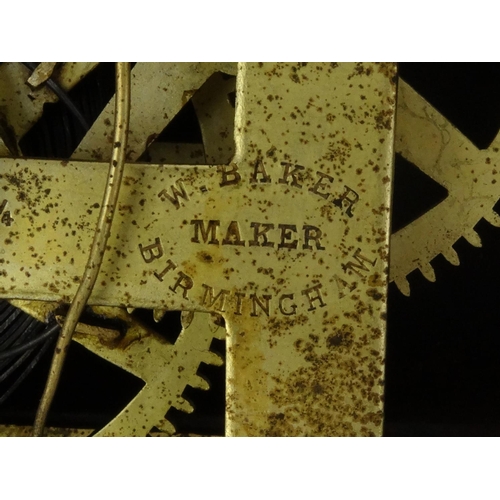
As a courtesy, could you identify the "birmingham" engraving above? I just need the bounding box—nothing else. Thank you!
[137,237,329,316]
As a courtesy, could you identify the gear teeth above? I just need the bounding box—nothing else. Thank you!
[213,327,226,340]
[464,229,482,248]
[153,308,167,323]
[202,350,224,367]
[210,314,227,340]
[394,276,411,296]
[442,247,460,266]
[153,418,176,435]
[418,262,436,282]
[190,374,210,391]
[174,397,194,414]
[484,211,500,228]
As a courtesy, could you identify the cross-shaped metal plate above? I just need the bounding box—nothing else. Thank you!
[0,63,396,436]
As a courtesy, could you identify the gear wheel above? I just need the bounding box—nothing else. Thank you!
[75,309,225,436]
[391,78,500,295]
[0,63,235,436]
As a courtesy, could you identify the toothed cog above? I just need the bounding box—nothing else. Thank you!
[74,309,225,436]
[391,80,500,295]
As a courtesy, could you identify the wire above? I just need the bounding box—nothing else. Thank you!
[0,307,22,337]
[22,63,90,132]
[0,334,56,406]
[0,315,37,353]
[0,323,59,361]
[0,347,34,383]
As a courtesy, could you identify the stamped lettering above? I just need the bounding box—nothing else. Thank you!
[342,248,377,277]
[308,171,334,200]
[332,185,359,217]
[154,259,176,282]
[164,160,360,217]
[279,294,297,315]
[139,237,163,263]
[333,274,357,299]
[301,283,326,311]
[202,284,230,312]
[251,159,271,184]
[279,162,305,188]
[148,252,329,317]
[218,163,241,187]
[190,220,325,251]
[136,156,370,318]
[0,199,13,227]
[191,220,220,244]
[249,223,275,247]
[158,180,189,209]
[169,271,193,299]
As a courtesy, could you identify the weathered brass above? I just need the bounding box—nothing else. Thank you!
[0,62,98,156]
[26,62,58,88]
[0,63,396,436]
[2,61,242,437]
[72,63,236,162]
[147,143,206,165]
[391,79,500,295]
[192,71,236,164]
[4,63,236,437]
[226,63,394,436]
[0,304,223,437]
[0,426,92,437]
[75,310,224,436]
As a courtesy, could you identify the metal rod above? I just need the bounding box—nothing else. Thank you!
[33,63,131,436]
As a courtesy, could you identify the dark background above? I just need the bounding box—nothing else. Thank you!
[1,63,500,436]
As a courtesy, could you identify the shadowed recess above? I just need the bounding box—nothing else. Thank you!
[391,153,448,233]
[399,63,500,150]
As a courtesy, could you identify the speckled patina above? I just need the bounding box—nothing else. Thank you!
[0,63,396,436]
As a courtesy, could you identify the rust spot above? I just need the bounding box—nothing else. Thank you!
[366,288,383,301]
[197,251,213,263]
[326,325,354,349]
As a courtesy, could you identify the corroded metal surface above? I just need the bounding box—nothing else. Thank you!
[0,425,92,437]
[226,63,395,436]
[26,62,58,88]
[72,62,237,162]
[0,307,223,437]
[0,63,395,435]
[0,62,98,156]
[391,79,500,295]
[56,62,100,91]
[75,310,224,436]
[3,62,232,436]
[146,142,206,164]
[192,71,236,164]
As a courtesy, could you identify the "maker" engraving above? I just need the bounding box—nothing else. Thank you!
[190,220,325,250]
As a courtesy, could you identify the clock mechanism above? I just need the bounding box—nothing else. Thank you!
[0,62,499,436]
